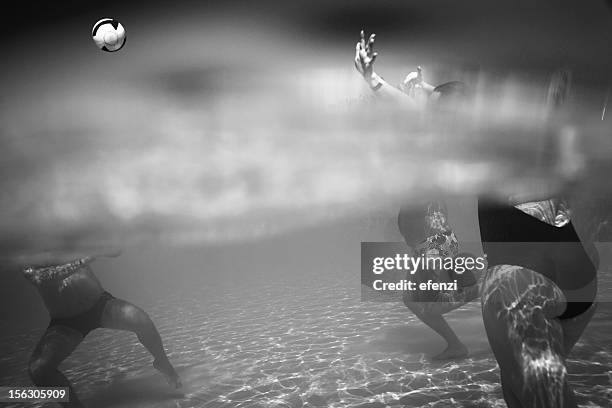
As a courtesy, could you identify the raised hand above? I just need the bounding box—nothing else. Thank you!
[353,30,424,102]
[401,66,425,95]
[354,30,378,79]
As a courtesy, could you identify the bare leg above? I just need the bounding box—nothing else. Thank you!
[28,326,85,408]
[403,268,480,360]
[561,302,597,354]
[481,264,587,408]
[404,300,469,360]
[498,368,524,408]
[398,203,479,360]
[100,298,181,388]
[403,283,478,360]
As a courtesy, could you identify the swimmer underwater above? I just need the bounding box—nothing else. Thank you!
[355,30,599,408]
[14,249,181,408]
[355,31,481,361]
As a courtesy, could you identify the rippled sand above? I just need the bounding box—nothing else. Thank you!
[1,271,611,408]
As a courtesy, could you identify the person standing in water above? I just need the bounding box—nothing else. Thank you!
[354,30,598,407]
[354,30,480,360]
[477,69,598,408]
[17,249,181,408]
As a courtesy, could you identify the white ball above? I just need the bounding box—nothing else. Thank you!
[92,18,126,52]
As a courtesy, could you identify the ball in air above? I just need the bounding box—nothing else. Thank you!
[92,18,126,52]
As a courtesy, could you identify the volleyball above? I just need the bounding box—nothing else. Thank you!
[92,18,126,52]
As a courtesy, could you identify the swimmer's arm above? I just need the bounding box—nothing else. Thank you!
[366,72,410,101]
[399,67,436,95]
[367,72,435,106]
[353,31,407,103]
[354,31,434,106]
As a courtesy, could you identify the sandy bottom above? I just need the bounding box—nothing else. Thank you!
[1,271,611,408]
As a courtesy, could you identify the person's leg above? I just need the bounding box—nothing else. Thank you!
[498,368,524,408]
[404,299,469,359]
[28,325,85,408]
[100,297,181,388]
[398,205,475,360]
[560,302,597,355]
[481,264,578,408]
[403,266,480,360]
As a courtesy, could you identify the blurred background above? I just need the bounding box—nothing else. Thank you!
[1,0,611,256]
[1,1,612,407]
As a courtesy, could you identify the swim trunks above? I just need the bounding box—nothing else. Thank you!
[48,291,114,336]
[478,199,597,319]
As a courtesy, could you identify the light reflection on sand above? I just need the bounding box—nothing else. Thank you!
[1,270,611,407]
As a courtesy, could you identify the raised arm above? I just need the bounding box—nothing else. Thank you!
[354,30,435,105]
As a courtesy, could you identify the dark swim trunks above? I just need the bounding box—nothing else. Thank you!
[48,291,114,336]
[478,200,598,319]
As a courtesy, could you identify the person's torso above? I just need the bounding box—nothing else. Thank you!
[30,265,105,318]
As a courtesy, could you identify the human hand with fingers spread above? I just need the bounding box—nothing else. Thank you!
[401,66,436,97]
[354,30,434,102]
[355,30,385,90]
[402,66,423,90]
[354,30,377,79]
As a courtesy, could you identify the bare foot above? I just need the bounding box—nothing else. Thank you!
[153,359,182,389]
[432,343,469,360]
